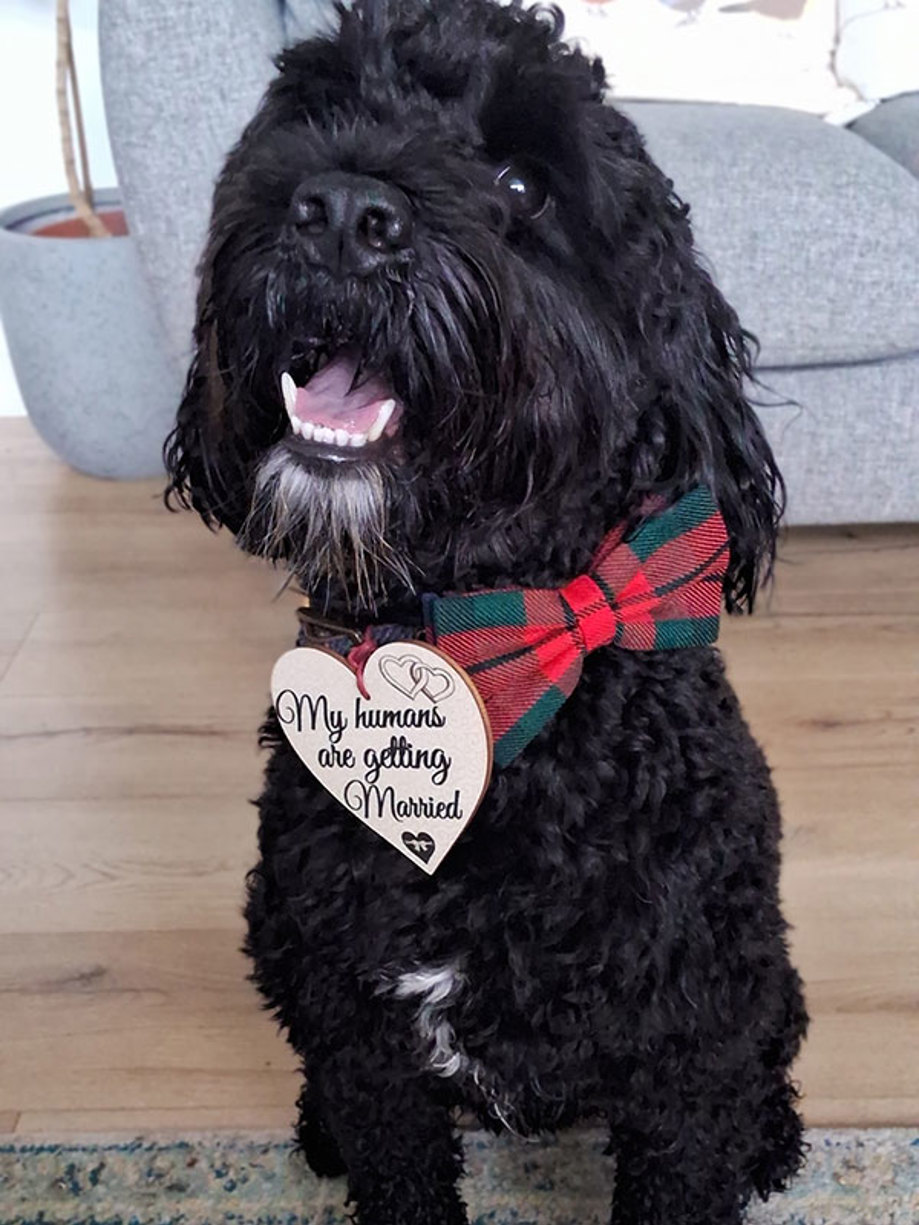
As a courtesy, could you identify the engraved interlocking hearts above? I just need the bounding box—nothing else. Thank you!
[378,653,456,703]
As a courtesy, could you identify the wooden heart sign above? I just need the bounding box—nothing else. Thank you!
[270,642,493,874]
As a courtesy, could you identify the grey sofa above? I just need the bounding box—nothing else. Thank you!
[99,0,919,523]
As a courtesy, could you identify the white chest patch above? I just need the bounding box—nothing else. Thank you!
[390,964,468,1078]
[380,962,520,1133]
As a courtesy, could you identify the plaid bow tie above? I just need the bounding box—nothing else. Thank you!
[425,486,729,767]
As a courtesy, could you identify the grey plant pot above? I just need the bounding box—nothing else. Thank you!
[0,189,182,479]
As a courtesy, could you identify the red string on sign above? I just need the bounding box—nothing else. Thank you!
[345,631,377,699]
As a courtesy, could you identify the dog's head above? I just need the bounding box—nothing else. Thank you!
[166,0,781,615]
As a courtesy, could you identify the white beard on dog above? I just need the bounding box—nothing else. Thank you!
[240,445,411,605]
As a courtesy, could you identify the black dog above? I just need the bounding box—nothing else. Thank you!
[165,1,807,1221]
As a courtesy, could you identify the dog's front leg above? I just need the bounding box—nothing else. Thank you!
[315,1047,466,1225]
[609,1056,803,1225]
[295,1079,348,1177]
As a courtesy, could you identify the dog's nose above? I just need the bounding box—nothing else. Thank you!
[289,172,413,277]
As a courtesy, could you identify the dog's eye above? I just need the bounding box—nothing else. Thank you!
[494,162,548,220]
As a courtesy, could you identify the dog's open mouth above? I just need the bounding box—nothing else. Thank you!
[280,351,404,460]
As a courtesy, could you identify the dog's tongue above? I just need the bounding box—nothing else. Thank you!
[292,352,401,436]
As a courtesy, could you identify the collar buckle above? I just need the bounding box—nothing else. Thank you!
[296,608,364,645]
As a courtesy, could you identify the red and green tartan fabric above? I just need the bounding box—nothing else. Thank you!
[425,485,730,767]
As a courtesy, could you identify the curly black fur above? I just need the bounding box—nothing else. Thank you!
[165,1,806,1221]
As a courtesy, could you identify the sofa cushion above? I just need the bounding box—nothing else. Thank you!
[285,0,337,42]
[850,93,919,179]
[621,102,919,369]
[100,0,287,376]
[753,356,919,524]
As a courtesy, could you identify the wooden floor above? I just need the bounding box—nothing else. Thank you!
[0,417,917,1135]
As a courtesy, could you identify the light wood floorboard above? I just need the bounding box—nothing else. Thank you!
[0,418,916,1133]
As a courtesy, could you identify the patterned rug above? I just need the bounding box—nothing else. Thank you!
[0,1128,916,1225]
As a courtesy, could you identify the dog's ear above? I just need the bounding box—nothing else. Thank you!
[592,106,784,612]
[163,269,250,534]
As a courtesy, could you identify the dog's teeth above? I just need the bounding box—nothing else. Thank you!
[334,428,350,448]
[301,421,315,441]
[315,426,335,444]
[289,415,302,437]
[349,432,367,448]
[367,398,396,442]
[280,372,297,416]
